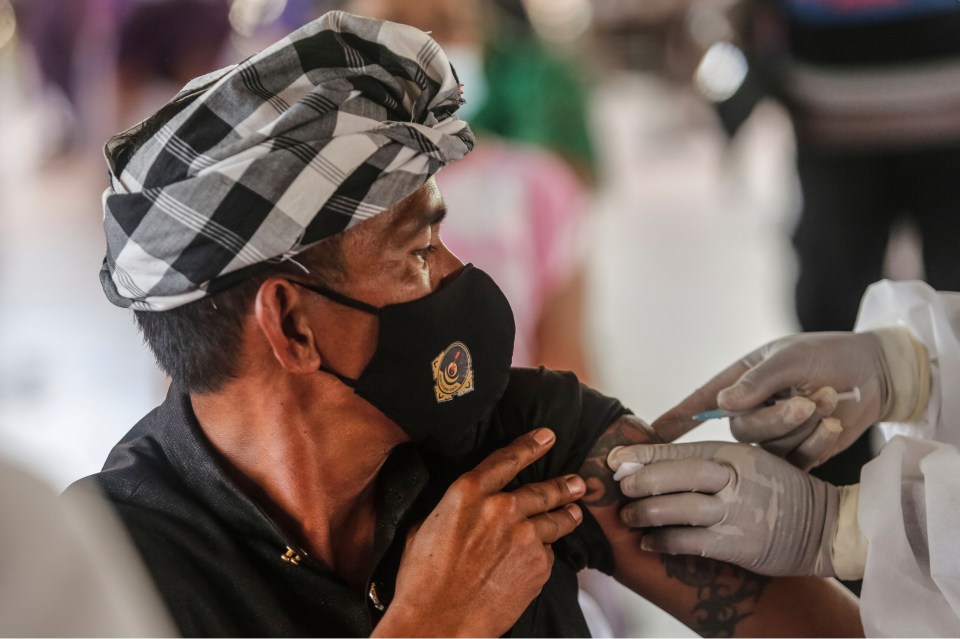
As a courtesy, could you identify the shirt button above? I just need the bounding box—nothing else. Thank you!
[368,582,385,611]
[280,546,302,566]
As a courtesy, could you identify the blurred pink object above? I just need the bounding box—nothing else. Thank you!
[436,139,586,368]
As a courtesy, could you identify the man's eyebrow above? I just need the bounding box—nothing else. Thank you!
[427,203,448,227]
[396,203,447,245]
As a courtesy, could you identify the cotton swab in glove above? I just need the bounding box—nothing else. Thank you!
[612,462,644,481]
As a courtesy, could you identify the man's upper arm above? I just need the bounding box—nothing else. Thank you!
[578,415,862,638]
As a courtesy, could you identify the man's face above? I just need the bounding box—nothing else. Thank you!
[294,177,465,381]
[339,177,464,307]
[275,176,514,456]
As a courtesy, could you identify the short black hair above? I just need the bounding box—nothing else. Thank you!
[134,240,343,394]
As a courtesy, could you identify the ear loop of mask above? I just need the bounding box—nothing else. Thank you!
[296,282,381,315]
[291,280,381,387]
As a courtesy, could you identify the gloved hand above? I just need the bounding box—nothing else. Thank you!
[608,441,860,578]
[650,328,930,470]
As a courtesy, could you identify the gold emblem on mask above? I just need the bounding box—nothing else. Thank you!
[432,341,475,402]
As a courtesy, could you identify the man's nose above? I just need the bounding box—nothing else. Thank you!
[434,240,465,288]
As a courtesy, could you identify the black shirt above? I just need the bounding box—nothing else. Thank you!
[67,367,626,637]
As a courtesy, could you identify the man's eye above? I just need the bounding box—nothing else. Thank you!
[413,245,438,262]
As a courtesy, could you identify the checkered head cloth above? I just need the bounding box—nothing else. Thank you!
[101,11,474,311]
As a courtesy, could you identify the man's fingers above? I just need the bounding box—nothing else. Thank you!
[649,358,754,442]
[787,417,843,471]
[529,504,583,544]
[619,458,732,498]
[620,493,726,528]
[468,429,556,493]
[512,474,585,517]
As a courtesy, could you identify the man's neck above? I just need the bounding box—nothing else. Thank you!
[190,375,408,586]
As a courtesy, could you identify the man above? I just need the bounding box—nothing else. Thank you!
[70,12,859,636]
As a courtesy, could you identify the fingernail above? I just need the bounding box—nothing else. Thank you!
[783,397,815,424]
[608,445,637,469]
[822,417,842,433]
[565,475,585,496]
[612,461,643,481]
[533,428,555,445]
[606,445,624,470]
[640,536,653,552]
[567,504,583,522]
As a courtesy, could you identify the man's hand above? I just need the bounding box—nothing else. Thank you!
[375,428,585,638]
[651,331,893,469]
[608,441,842,577]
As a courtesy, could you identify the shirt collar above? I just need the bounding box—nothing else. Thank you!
[149,384,433,567]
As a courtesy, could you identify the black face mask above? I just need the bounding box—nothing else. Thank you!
[297,264,516,458]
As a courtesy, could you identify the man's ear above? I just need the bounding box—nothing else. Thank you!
[253,278,322,374]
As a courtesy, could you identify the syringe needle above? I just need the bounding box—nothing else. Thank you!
[693,386,861,421]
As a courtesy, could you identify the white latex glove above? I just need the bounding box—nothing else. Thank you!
[608,442,848,577]
[650,328,930,470]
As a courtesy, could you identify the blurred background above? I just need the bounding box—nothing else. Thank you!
[0,0,943,635]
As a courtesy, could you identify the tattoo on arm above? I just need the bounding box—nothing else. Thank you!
[579,414,652,507]
[663,555,770,638]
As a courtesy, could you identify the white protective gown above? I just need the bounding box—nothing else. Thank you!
[854,280,960,637]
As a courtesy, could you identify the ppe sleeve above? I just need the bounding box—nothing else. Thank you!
[858,436,960,637]
[842,281,960,634]
[855,279,960,449]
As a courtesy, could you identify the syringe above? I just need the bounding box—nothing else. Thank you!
[692,387,861,422]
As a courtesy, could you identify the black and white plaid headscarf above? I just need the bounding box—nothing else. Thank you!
[101,11,474,311]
